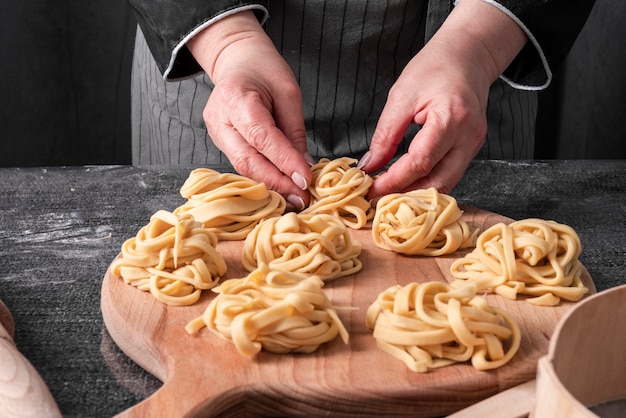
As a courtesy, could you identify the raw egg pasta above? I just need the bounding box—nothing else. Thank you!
[366,281,521,372]
[185,264,349,357]
[174,168,286,240]
[302,157,374,229]
[450,219,588,306]
[111,210,227,306]
[372,188,478,256]
[242,212,362,281]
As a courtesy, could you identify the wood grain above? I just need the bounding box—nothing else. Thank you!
[447,379,537,418]
[101,207,596,417]
[531,284,626,417]
[0,299,62,418]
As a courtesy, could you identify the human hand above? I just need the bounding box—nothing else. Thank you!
[358,0,527,199]
[187,11,312,210]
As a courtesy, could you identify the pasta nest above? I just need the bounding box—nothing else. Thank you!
[185,264,349,357]
[450,218,588,306]
[372,188,478,256]
[366,281,521,372]
[174,168,286,240]
[242,212,362,281]
[301,157,374,229]
[111,210,227,306]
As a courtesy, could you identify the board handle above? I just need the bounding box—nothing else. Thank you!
[115,369,218,418]
[446,379,536,418]
[0,300,62,418]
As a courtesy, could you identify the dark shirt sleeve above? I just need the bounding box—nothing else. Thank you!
[127,0,269,80]
[477,0,596,89]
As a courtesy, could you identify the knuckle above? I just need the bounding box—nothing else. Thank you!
[386,84,405,104]
[474,119,488,141]
[289,126,307,144]
[246,123,272,151]
[408,154,437,178]
[229,150,254,176]
[279,80,302,102]
[430,180,452,195]
[202,105,218,130]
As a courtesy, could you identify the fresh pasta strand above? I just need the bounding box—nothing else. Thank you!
[366,281,521,372]
[372,188,478,256]
[186,264,349,357]
[174,168,286,240]
[111,210,227,306]
[450,218,588,306]
[242,212,362,281]
[302,157,374,229]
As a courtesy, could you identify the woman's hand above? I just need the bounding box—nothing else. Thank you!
[359,0,528,198]
[188,11,312,210]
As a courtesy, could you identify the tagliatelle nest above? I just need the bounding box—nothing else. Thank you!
[450,218,588,305]
[372,188,478,256]
[366,281,521,372]
[185,264,349,357]
[302,157,374,229]
[174,168,286,240]
[111,210,227,306]
[242,212,362,281]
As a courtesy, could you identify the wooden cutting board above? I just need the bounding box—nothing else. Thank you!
[0,299,61,418]
[101,207,596,417]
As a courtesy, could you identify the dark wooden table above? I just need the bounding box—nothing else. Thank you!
[0,160,624,417]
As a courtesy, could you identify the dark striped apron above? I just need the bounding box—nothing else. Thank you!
[131,0,537,166]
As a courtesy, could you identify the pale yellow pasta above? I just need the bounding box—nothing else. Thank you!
[174,168,286,240]
[301,157,374,229]
[372,188,478,256]
[450,218,588,306]
[366,281,521,372]
[242,212,362,281]
[186,264,349,357]
[111,210,227,306]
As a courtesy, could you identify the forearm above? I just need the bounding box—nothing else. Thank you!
[492,0,596,61]
[434,0,528,89]
[187,10,271,82]
[127,0,268,80]
[450,0,595,89]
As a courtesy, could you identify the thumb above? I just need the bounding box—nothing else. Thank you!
[358,98,414,173]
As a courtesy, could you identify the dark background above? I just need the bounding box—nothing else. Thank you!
[1,0,624,167]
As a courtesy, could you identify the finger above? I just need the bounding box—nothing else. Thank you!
[358,87,415,173]
[367,115,450,198]
[369,121,484,200]
[211,122,310,210]
[229,90,312,189]
[272,83,309,157]
[399,142,478,195]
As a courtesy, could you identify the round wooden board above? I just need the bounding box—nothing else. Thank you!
[1,300,62,417]
[101,207,596,417]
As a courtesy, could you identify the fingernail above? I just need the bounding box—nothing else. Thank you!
[357,151,371,169]
[287,194,305,211]
[291,171,308,190]
[304,152,315,166]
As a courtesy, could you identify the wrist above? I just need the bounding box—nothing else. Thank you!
[187,10,269,81]
[438,0,528,86]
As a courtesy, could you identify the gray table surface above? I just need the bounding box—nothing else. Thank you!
[0,160,624,417]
